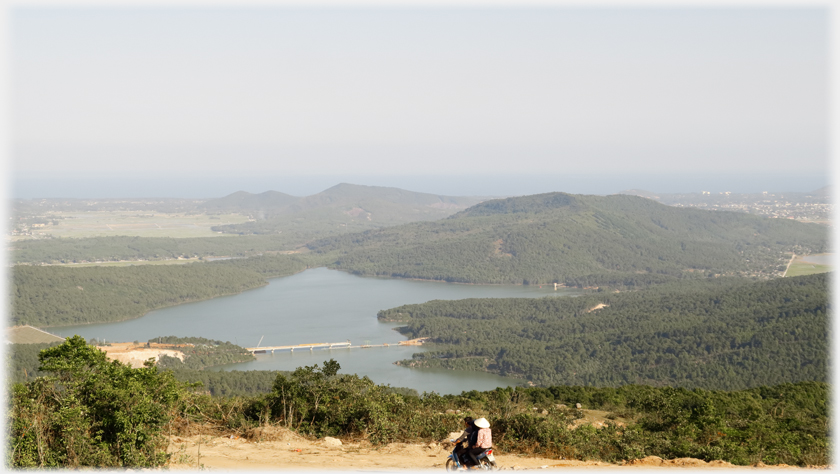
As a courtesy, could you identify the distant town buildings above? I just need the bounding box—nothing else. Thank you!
[620,189,831,226]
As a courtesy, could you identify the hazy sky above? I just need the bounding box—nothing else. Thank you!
[9,6,830,196]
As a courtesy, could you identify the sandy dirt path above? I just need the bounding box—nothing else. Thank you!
[164,426,822,471]
[782,253,797,277]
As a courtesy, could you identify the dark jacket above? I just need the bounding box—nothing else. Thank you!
[468,426,479,447]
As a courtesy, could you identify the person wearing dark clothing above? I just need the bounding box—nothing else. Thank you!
[451,417,474,466]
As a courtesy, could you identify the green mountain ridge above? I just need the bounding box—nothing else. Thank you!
[308,192,827,286]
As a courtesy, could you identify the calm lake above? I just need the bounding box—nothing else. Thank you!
[52,268,579,394]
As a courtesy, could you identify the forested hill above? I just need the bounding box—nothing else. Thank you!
[379,273,829,390]
[308,192,827,286]
[11,255,310,327]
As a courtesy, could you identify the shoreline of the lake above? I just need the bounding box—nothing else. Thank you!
[327,266,588,289]
[39,280,271,330]
[39,265,319,330]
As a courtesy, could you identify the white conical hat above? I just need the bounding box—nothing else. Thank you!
[474,417,490,428]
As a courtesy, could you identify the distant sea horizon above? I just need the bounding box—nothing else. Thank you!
[11,172,829,200]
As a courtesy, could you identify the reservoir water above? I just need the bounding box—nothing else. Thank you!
[51,268,579,394]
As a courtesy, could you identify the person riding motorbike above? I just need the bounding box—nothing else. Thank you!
[465,417,492,468]
[450,417,475,466]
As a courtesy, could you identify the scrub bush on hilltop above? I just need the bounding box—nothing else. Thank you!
[7,340,829,468]
[256,362,829,466]
[8,336,191,467]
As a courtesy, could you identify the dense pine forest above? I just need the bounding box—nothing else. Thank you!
[379,274,829,389]
[309,193,826,286]
[11,234,305,264]
[11,255,309,327]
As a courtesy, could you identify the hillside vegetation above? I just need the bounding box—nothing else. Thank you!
[152,336,256,370]
[379,273,829,389]
[10,234,298,264]
[8,337,828,468]
[309,193,827,286]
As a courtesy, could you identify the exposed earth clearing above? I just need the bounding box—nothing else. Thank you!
[100,342,188,368]
[165,425,826,470]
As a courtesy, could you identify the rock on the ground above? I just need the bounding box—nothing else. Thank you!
[322,436,342,447]
[625,456,663,466]
[665,458,707,466]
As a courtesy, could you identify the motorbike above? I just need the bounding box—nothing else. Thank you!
[445,440,498,471]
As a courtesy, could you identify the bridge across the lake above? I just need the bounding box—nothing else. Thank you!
[247,342,351,353]
[246,338,428,354]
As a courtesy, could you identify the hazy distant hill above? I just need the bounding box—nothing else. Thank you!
[299,183,480,209]
[616,189,661,200]
[205,183,489,236]
[812,185,832,198]
[308,192,827,286]
[199,190,298,214]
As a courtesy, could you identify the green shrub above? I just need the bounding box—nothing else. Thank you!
[8,336,190,468]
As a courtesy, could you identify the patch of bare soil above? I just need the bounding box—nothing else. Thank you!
[567,409,628,429]
[164,425,827,471]
[492,239,513,258]
[99,342,188,368]
[585,303,609,313]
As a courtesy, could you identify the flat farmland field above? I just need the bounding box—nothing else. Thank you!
[786,254,833,277]
[22,212,251,239]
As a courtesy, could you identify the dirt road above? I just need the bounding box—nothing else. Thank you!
[164,426,821,471]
